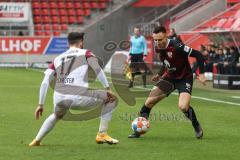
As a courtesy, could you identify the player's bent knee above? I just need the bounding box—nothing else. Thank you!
[178,104,189,112]
[145,97,161,108]
[54,112,65,119]
[109,94,119,104]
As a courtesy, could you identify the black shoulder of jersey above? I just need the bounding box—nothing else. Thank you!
[171,39,182,47]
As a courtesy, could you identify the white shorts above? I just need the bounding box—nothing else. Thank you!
[53,90,108,115]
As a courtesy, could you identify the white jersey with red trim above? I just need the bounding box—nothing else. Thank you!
[51,47,94,88]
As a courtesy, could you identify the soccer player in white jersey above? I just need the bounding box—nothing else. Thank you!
[29,32,119,146]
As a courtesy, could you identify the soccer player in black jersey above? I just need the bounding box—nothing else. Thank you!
[128,26,206,139]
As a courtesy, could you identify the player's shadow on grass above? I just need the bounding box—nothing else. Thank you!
[134,135,209,142]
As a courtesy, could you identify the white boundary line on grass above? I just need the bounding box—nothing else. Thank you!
[26,68,44,73]
[231,96,240,99]
[26,69,240,106]
[134,86,240,106]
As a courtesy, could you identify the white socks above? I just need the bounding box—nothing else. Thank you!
[34,100,117,140]
[98,101,116,133]
[99,119,109,133]
[35,113,58,141]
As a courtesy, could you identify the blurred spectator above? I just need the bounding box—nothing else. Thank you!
[205,45,218,72]
[168,28,182,43]
[200,44,206,53]
[18,31,24,36]
[224,46,239,75]
[214,48,228,74]
[191,41,239,76]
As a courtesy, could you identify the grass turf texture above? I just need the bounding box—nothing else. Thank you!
[0,68,240,160]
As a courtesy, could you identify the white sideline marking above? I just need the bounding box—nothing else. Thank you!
[27,68,44,73]
[0,85,38,88]
[231,96,240,99]
[191,95,240,106]
[135,86,240,106]
[27,69,240,106]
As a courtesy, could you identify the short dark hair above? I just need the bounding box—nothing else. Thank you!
[67,32,85,45]
[153,26,167,34]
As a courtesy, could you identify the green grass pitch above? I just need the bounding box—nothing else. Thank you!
[0,68,240,160]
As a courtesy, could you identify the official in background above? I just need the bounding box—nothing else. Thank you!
[128,26,148,88]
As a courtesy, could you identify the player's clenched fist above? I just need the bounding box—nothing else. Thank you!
[35,105,43,120]
[151,74,161,82]
[106,91,116,103]
[197,74,207,86]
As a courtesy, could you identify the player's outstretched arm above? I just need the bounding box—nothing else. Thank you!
[152,62,165,82]
[189,49,207,85]
[35,69,55,119]
[87,56,116,103]
[87,56,109,89]
[174,42,207,85]
[35,105,43,120]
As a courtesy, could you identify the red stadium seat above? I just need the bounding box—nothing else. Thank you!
[44,24,51,31]
[32,2,40,9]
[53,31,61,36]
[68,10,76,16]
[50,9,58,16]
[33,9,41,16]
[42,16,51,24]
[66,2,74,9]
[75,3,82,8]
[91,2,98,9]
[35,31,45,36]
[60,16,68,24]
[68,16,77,24]
[52,16,59,24]
[77,16,84,24]
[52,24,61,31]
[41,2,48,9]
[61,24,68,31]
[49,2,57,9]
[34,16,42,24]
[45,31,52,36]
[84,9,91,17]
[76,10,84,16]
[59,9,68,16]
[99,3,107,9]
[34,24,42,31]
[100,0,113,2]
[32,0,111,36]
[83,2,91,9]
[58,2,65,9]
[42,9,49,16]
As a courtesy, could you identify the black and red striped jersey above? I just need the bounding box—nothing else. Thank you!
[155,39,204,80]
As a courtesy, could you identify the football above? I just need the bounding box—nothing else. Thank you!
[131,117,150,134]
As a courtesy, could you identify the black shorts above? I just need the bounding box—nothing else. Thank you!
[156,78,193,95]
[129,53,147,73]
